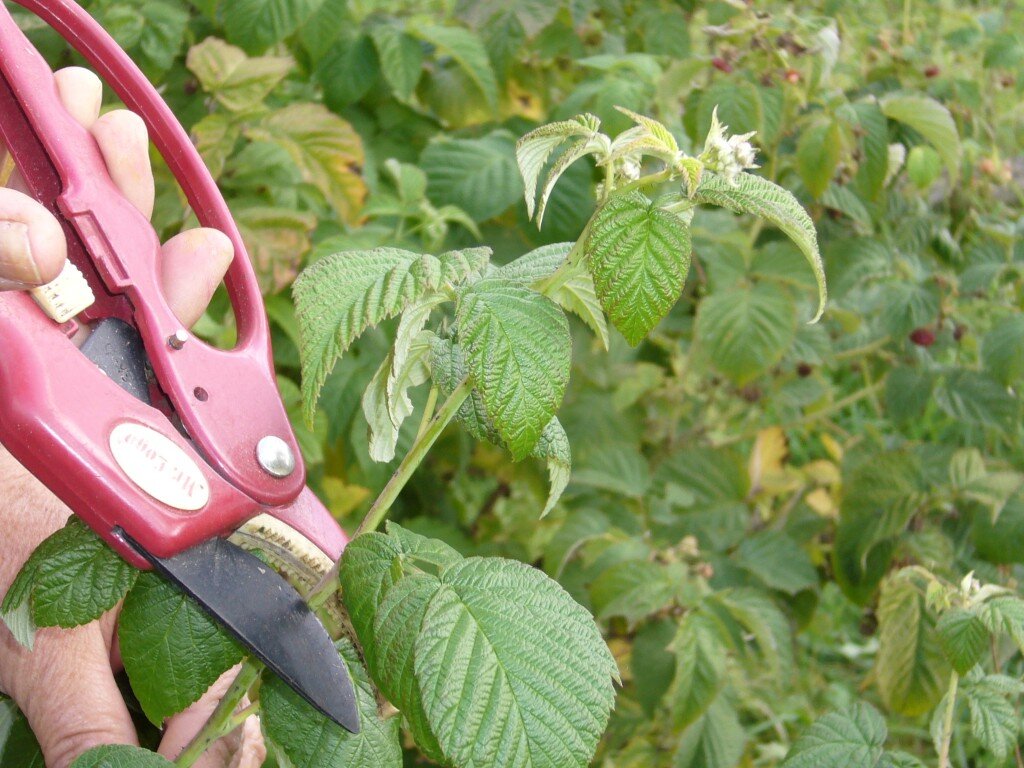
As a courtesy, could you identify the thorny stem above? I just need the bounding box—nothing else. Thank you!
[174,661,261,768]
[937,671,959,768]
[307,380,472,609]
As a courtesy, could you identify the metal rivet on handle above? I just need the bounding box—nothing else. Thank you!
[256,436,296,478]
[167,329,189,349]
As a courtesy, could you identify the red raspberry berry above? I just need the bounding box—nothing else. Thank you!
[712,57,733,73]
[785,69,801,84]
[924,65,940,78]
[909,328,936,347]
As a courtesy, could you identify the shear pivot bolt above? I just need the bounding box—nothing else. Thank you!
[168,329,189,349]
[257,436,295,478]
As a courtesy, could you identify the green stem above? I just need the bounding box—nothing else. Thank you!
[416,385,439,442]
[307,380,472,609]
[615,168,673,195]
[534,224,591,297]
[830,335,892,361]
[938,671,959,768]
[174,661,261,768]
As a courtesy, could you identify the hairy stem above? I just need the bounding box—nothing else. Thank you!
[937,671,959,768]
[174,660,261,768]
[307,380,472,609]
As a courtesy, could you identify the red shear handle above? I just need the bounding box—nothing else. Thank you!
[0,0,305,505]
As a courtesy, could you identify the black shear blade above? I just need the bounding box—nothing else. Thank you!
[116,530,360,733]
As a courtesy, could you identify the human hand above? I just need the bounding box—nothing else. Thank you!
[0,67,263,768]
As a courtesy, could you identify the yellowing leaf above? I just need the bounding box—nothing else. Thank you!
[821,433,844,462]
[254,103,367,223]
[190,114,240,180]
[806,487,837,517]
[186,38,292,112]
[748,427,788,494]
[322,477,370,519]
[803,459,841,486]
[234,206,316,294]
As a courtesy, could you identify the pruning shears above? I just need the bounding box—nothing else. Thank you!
[0,0,360,732]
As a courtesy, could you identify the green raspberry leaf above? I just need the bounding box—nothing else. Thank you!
[874,573,947,716]
[515,114,602,222]
[70,745,174,767]
[362,298,439,463]
[694,171,826,321]
[432,337,571,515]
[0,517,137,634]
[370,574,446,762]
[415,557,618,768]
[340,525,461,675]
[455,278,571,459]
[781,703,888,768]
[223,0,326,54]
[667,613,726,729]
[695,282,797,386]
[294,247,455,422]
[936,608,988,675]
[0,696,44,764]
[963,674,1022,761]
[497,242,609,349]
[585,191,692,346]
[118,573,244,724]
[880,94,962,181]
[408,24,498,109]
[369,25,423,102]
[262,639,402,768]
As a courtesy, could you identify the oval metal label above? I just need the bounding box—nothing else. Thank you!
[109,423,210,511]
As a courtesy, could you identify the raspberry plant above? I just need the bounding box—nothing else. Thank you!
[2,108,823,767]
[5,1,1024,766]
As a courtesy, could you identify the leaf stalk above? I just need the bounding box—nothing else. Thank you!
[307,379,472,609]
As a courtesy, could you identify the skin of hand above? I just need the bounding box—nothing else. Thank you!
[0,67,265,768]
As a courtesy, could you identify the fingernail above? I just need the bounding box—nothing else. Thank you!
[0,220,41,287]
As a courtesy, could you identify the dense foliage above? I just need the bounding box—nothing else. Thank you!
[4,0,1024,766]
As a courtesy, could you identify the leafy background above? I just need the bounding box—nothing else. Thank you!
[5,0,1024,765]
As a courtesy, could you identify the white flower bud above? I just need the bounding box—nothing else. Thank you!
[700,107,760,185]
[620,158,641,181]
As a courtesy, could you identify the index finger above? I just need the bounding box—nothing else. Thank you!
[0,68,103,290]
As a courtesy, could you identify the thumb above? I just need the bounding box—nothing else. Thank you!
[0,187,66,290]
[2,621,137,768]
[159,665,266,768]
